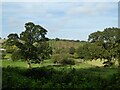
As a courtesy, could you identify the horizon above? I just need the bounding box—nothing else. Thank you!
[1,1,118,41]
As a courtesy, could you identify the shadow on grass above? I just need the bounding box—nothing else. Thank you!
[2,66,120,89]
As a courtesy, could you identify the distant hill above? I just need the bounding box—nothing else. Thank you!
[0,38,87,50]
[48,40,87,50]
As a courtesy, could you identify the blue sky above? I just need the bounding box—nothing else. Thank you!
[1,1,118,41]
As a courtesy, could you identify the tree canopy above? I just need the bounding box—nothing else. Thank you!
[76,27,120,67]
[88,27,120,66]
[5,22,52,68]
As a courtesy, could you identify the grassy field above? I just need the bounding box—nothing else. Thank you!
[1,59,102,68]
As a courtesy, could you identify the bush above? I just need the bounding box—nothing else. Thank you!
[52,53,75,65]
[52,54,60,63]
[69,47,75,55]
[59,58,75,65]
[2,51,6,59]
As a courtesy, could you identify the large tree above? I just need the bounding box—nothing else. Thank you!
[76,43,104,61]
[88,27,120,66]
[6,22,52,68]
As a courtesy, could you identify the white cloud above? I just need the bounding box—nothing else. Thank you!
[66,2,117,17]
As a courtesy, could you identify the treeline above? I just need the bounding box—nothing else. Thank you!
[50,38,86,42]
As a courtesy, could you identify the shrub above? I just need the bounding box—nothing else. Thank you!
[52,54,60,63]
[69,47,75,55]
[52,53,75,65]
[2,51,6,59]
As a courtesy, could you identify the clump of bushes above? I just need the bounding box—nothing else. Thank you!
[52,53,75,65]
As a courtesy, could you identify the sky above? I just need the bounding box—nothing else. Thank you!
[1,0,119,41]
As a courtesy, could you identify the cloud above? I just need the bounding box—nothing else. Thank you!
[66,2,117,17]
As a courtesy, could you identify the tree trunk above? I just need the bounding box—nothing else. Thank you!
[118,57,120,67]
[27,59,32,68]
[28,63,32,68]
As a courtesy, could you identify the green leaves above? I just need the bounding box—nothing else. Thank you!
[7,33,19,40]
[88,27,120,66]
[20,22,47,43]
[5,22,52,65]
[69,47,76,55]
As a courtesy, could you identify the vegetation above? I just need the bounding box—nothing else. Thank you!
[2,65,120,89]
[76,27,120,67]
[1,22,120,89]
[3,22,52,68]
[52,53,75,65]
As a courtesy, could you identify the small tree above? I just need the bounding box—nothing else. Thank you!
[55,38,60,41]
[69,47,75,55]
[52,53,75,65]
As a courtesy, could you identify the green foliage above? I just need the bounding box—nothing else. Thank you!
[1,51,6,59]
[55,38,60,41]
[36,42,52,60]
[2,66,119,89]
[88,27,120,67]
[5,22,52,67]
[5,45,18,53]
[11,50,24,61]
[52,54,60,63]
[52,53,75,65]
[104,70,120,89]
[69,47,75,55]
[76,44,89,60]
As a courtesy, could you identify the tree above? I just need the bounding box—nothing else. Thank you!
[55,38,60,41]
[69,47,75,55]
[76,43,104,61]
[5,22,52,68]
[88,27,120,67]
[52,53,75,65]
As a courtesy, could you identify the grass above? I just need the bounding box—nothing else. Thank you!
[2,65,119,89]
[86,59,104,66]
[1,59,118,69]
[1,59,118,75]
[1,60,41,68]
[1,59,120,89]
[1,59,99,69]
